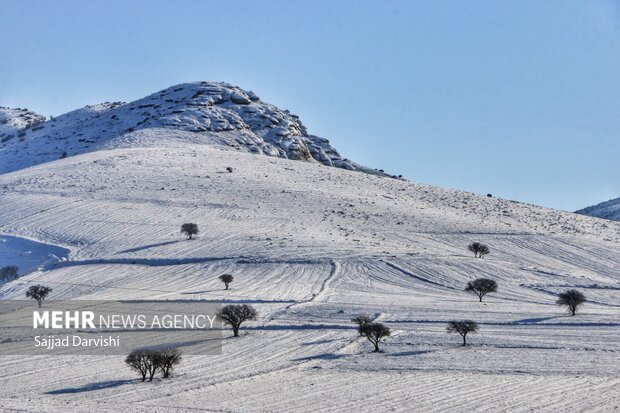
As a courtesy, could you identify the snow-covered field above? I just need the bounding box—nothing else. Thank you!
[0,235,69,275]
[1,143,619,412]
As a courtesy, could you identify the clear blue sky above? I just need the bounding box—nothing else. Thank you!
[1,0,618,211]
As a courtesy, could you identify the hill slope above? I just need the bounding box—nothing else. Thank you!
[576,197,620,221]
[0,141,619,412]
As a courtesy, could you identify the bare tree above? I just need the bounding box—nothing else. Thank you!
[181,223,199,240]
[126,349,159,382]
[145,350,160,381]
[359,322,391,352]
[126,350,149,382]
[157,348,182,378]
[468,242,490,258]
[465,278,498,302]
[557,289,586,316]
[25,285,52,308]
[0,266,18,282]
[219,274,234,290]
[447,320,478,346]
[351,314,373,336]
[217,304,258,337]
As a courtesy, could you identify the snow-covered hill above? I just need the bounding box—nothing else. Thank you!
[0,82,387,176]
[0,139,619,412]
[0,84,619,412]
[576,197,620,221]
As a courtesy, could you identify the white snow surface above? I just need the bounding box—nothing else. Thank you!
[577,197,620,221]
[0,134,619,410]
[0,235,69,276]
[0,82,386,177]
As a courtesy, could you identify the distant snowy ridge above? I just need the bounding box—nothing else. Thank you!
[0,82,389,176]
[576,197,620,221]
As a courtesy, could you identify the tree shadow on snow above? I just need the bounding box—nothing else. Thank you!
[495,319,620,327]
[176,296,299,304]
[510,316,560,324]
[387,349,435,357]
[180,290,220,296]
[46,379,135,394]
[221,299,299,304]
[116,240,181,254]
[246,324,355,331]
[300,339,338,346]
[293,353,348,362]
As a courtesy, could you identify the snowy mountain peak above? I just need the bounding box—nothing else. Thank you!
[576,197,620,221]
[0,82,385,176]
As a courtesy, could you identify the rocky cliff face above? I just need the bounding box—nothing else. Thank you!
[0,106,46,143]
[0,82,389,176]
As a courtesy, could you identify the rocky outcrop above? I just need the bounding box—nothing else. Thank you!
[0,82,390,177]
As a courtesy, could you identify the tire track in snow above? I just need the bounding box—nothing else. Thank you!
[52,256,240,269]
[270,259,339,320]
[145,310,384,402]
[309,259,339,303]
[0,198,84,230]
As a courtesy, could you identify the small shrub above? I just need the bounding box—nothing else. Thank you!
[468,242,490,258]
[219,274,234,290]
[0,265,19,282]
[125,349,159,382]
[125,348,182,381]
[465,278,498,302]
[158,348,182,378]
[557,289,586,316]
[447,320,478,346]
[359,322,391,352]
[351,314,373,335]
[217,304,258,337]
[181,223,199,239]
[25,285,52,308]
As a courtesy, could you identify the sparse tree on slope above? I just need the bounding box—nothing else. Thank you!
[465,278,498,302]
[468,242,490,258]
[351,314,373,336]
[557,289,586,316]
[158,348,182,378]
[181,223,199,240]
[359,322,391,352]
[447,320,478,346]
[219,274,234,290]
[217,304,258,337]
[126,349,159,382]
[0,265,18,282]
[25,285,52,308]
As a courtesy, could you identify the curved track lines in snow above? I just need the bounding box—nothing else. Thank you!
[0,145,619,412]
